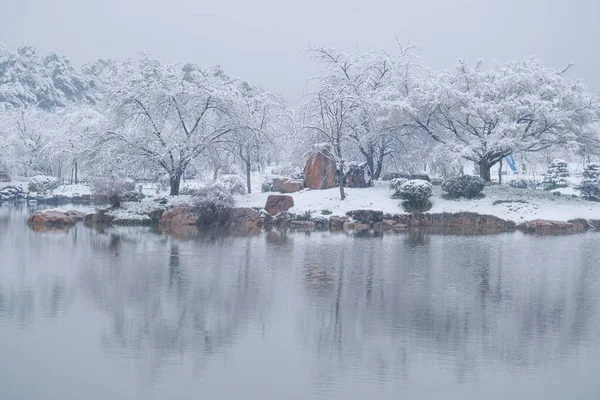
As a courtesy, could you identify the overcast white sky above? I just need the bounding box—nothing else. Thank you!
[1,0,598,102]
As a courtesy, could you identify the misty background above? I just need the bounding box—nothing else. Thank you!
[1,0,598,102]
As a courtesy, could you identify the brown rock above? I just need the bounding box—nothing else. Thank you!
[64,210,86,221]
[281,180,304,193]
[272,178,285,192]
[373,220,396,232]
[329,216,347,231]
[343,221,370,232]
[520,219,577,235]
[344,162,372,188]
[304,146,336,190]
[290,220,315,230]
[230,207,261,229]
[27,209,77,229]
[265,195,294,215]
[159,206,198,228]
[391,223,408,232]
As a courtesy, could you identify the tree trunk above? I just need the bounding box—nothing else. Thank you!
[365,153,374,183]
[498,158,503,185]
[74,160,78,185]
[479,159,492,182]
[373,151,384,181]
[246,158,252,194]
[169,172,182,196]
[338,161,346,200]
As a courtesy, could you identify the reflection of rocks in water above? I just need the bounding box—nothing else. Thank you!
[28,224,73,233]
[405,229,429,246]
[298,233,600,386]
[78,235,266,380]
[265,230,288,245]
[0,286,35,326]
[161,224,200,241]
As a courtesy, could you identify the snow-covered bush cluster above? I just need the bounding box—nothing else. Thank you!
[191,186,235,226]
[261,181,273,193]
[395,179,433,211]
[580,163,600,201]
[27,175,61,193]
[1,42,599,202]
[91,177,135,208]
[213,174,246,196]
[382,172,408,181]
[583,163,600,180]
[389,178,408,195]
[442,175,485,199]
[580,180,600,201]
[543,159,569,189]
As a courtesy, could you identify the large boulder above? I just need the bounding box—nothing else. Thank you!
[519,219,581,235]
[159,206,198,228]
[230,207,261,230]
[265,195,294,215]
[281,180,304,193]
[304,145,337,190]
[271,178,285,192]
[344,162,373,188]
[27,209,77,230]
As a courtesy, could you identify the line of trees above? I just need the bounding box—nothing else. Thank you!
[1,42,599,196]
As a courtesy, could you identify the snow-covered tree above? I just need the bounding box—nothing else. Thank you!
[301,64,362,200]
[406,58,600,181]
[100,56,239,195]
[232,82,289,193]
[306,45,417,181]
[43,52,96,105]
[0,104,60,175]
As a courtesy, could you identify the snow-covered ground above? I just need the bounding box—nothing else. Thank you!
[235,181,600,223]
[5,173,600,224]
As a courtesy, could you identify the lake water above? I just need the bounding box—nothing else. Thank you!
[1,203,600,399]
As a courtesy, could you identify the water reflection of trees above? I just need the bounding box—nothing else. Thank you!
[298,233,600,385]
[78,231,268,380]
[3,211,600,390]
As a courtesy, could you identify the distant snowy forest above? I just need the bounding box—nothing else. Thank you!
[1,42,599,196]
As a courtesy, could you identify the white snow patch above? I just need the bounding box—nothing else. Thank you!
[235,180,600,223]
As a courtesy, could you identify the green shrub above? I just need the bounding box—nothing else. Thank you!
[442,175,485,199]
[389,178,408,198]
[396,179,433,211]
[580,179,600,201]
[261,181,273,193]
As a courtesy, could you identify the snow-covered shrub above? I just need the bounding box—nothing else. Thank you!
[121,191,145,202]
[508,179,529,189]
[580,179,600,201]
[122,178,136,192]
[442,175,485,199]
[179,187,199,196]
[214,174,246,196]
[543,159,569,189]
[583,163,600,180]
[261,181,273,193]
[191,186,236,226]
[395,179,433,211]
[28,175,60,193]
[91,177,131,208]
[389,178,408,196]
[382,172,411,181]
